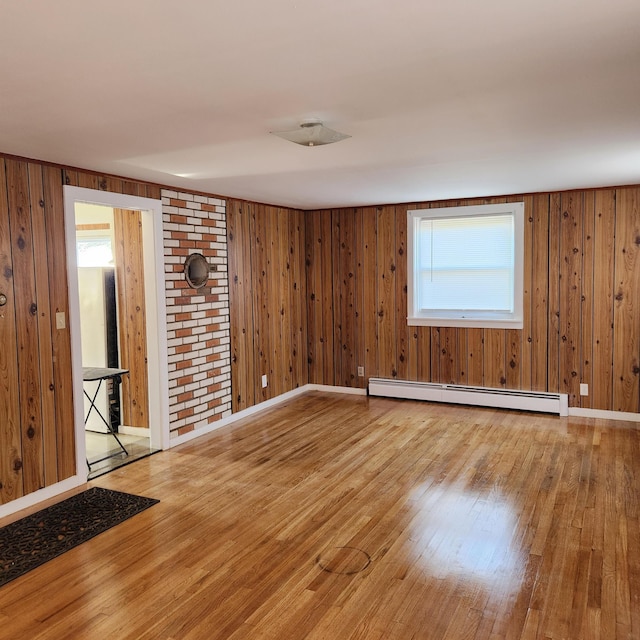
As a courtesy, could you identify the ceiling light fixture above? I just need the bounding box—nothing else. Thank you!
[271,119,350,147]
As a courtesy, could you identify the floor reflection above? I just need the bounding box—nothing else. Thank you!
[86,431,159,479]
[407,483,525,589]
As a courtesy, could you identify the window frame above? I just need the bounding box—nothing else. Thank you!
[407,202,524,329]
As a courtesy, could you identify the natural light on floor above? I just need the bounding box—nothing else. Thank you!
[406,483,525,590]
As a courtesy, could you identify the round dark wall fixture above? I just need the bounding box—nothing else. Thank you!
[184,253,210,289]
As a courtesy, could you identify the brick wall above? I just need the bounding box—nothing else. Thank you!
[162,189,232,438]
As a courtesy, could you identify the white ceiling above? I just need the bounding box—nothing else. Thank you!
[1,0,639,209]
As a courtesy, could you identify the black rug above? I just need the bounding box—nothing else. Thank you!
[0,487,159,587]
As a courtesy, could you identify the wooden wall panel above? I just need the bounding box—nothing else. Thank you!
[318,212,335,385]
[362,208,379,382]
[466,328,483,386]
[330,210,341,386]
[113,208,150,428]
[377,206,397,379]
[266,205,283,398]
[456,329,468,386]
[333,209,359,387]
[0,160,23,503]
[303,186,640,411]
[559,191,583,406]
[506,327,521,390]
[354,208,366,389]
[484,329,506,388]
[28,165,58,486]
[6,159,45,494]
[531,194,550,392]
[307,211,335,385]
[305,211,323,385]
[612,188,640,413]
[0,158,77,505]
[430,327,441,383]
[279,206,294,394]
[547,194,562,393]
[394,205,410,381]
[591,190,616,410]
[43,166,76,480]
[344,208,359,386]
[306,210,333,385]
[519,194,534,392]
[289,210,306,392]
[252,203,271,402]
[227,200,255,411]
[580,193,595,409]
[227,200,308,406]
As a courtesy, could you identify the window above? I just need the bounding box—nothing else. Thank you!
[76,236,114,268]
[407,202,524,329]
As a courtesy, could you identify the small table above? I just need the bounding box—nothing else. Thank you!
[83,367,129,469]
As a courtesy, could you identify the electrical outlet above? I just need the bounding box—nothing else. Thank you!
[261,374,268,388]
[357,366,365,377]
[580,383,588,396]
[55,312,66,329]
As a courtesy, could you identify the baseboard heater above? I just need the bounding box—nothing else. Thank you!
[368,378,569,416]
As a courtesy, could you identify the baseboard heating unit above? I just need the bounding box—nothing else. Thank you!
[368,378,569,416]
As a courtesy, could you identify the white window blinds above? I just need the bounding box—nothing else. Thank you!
[417,214,514,313]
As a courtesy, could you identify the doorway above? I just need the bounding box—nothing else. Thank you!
[64,187,170,480]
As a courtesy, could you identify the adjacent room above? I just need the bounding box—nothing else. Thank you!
[0,1,639,638]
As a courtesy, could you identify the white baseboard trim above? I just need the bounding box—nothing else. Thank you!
[0,475,86,520]
[568,407,640,423]
[306,384,367,396]
[168,384,367,448]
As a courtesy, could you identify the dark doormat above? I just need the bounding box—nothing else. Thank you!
[0,487,159,588]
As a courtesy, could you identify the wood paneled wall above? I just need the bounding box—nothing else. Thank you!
[227,200,307,412]
[0,159,75,504]
[306,188,640,412]
[0,153,163,506]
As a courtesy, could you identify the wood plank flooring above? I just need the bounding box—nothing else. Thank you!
[1,392,639,639]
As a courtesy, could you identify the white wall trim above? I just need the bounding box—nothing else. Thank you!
[568,407,640,423]
[168,384,366,447]
[306,384,367,396]
[63,186,171,483]
[0,475,86,520]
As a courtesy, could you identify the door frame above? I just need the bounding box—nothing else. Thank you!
[64,186,170,479]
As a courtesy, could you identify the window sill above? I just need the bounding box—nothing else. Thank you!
[408,317,523,330]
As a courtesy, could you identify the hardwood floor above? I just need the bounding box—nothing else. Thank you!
[1,391,639,639]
